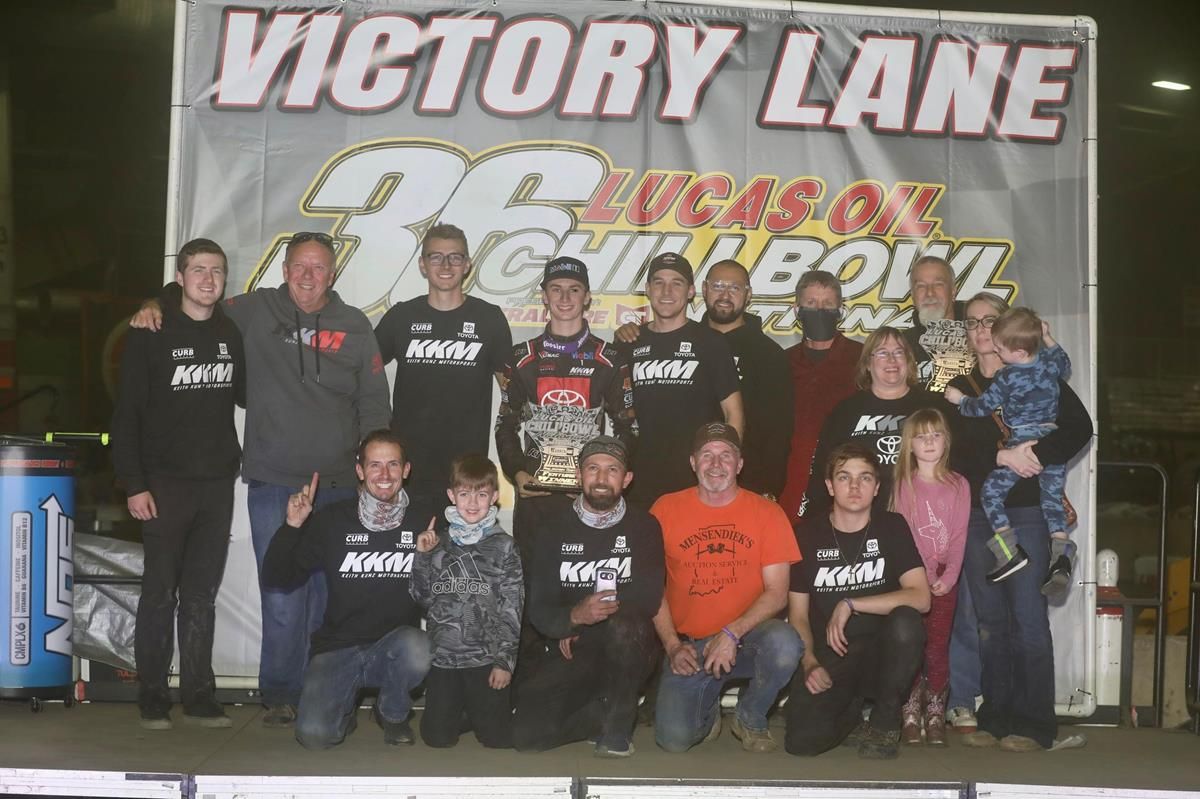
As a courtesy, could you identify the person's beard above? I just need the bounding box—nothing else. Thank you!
[583,485,620,511]
[707,301,742,325]
[916,302,948,325]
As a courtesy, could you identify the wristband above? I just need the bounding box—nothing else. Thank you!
[721,626,741,647]
[842,597,856,614]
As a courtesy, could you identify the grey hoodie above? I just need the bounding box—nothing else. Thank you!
[221,284,391,488]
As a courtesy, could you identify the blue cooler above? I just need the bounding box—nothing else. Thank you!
[0,437,75,700]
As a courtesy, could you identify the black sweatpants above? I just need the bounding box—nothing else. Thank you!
[134,475,235,711]
[512,611,659,751]
[784,606,925,755]
[420,664,514,748]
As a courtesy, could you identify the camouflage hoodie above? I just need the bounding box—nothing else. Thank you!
[410,519,523,671]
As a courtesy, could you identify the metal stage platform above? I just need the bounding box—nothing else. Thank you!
[0,702,1196,798]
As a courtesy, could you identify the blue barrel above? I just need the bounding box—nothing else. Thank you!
[0,438,75,697]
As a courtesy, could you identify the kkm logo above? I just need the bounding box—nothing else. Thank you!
[245,138,1017,337]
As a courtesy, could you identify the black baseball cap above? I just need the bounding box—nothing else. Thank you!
[579,435,628,468]
[692,421,742,454]
[542,256,589,289]
[647,252,693,284]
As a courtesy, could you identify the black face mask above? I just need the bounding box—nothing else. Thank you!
[797,307,840,342]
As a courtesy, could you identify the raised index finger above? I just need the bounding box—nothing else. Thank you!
[308,472,320,497]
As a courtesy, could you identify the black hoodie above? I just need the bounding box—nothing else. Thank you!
[703,312,794,498]
[111,286,245,495]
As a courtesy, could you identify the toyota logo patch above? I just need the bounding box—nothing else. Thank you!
[541,388,586,406]
[876,435,902,456]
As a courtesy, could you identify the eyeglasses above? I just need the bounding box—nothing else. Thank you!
[872,349,906,361]
[705,281,747,296]
[423,252,468,267]
[964,315,999,330]
[290,231,334,247]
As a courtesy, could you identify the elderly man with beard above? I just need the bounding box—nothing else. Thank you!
[263,430,434,750]
[651,423,803,754]
[512,436,665,758]
[904,255,975,393]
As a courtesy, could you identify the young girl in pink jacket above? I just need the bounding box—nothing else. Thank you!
[891,407,969,746]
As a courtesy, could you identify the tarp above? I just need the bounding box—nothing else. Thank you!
[170,1,1097,713]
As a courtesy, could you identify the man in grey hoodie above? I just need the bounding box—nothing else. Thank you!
[131,231,391,727]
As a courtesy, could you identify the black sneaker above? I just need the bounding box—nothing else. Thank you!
[987,545,1030,583]
[1041,554,1072,597]
[372,706,414,746]
[858,727,900,759]
[594,733,635,758]
[262,703,297,728]
[139,707,173,731]
[183,699,233,728]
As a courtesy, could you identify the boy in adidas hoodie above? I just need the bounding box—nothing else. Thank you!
[411,455,523,748]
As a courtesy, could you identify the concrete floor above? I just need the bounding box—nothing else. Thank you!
[1,701,1198,791]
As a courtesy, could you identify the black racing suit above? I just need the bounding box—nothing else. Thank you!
[495,325,636,562]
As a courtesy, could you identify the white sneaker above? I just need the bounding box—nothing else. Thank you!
[946,706,977,732]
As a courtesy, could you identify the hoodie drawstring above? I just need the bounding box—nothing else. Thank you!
[294,310,323,384]
[295,310,306,384]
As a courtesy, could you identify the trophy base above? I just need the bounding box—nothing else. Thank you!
[526,481,581,494]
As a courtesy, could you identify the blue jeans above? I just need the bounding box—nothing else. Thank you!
[963,506,1056,748]
[294,626,431,750]
[655,619,802,753]
[247,479,356,706]
[947,576,981,712]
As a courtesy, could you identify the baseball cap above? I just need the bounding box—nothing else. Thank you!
[692,421,741,454]
[542,256,589,289]
[647,252,693,284]
[579,435,628,468]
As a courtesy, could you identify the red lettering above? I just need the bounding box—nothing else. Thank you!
[828,184,884,235]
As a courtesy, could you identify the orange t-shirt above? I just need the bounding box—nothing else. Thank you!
[651,487,801,639]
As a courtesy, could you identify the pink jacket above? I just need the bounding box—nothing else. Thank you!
[894,473,970,590]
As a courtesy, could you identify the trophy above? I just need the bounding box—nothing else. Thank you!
[920,318,976,393]
[524,404,601,492]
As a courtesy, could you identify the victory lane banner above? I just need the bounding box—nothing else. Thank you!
[170,0,1097,712]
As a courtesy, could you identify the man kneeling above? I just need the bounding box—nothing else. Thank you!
[512,436,664,757]
[263,430,433,749]
[785,443,930,759]
[652,423,803,753]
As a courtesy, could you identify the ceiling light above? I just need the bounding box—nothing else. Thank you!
[1152,80,1191,91]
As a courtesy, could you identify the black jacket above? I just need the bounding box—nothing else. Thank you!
[704,313,793,497]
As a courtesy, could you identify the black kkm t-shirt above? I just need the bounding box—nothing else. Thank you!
[374,296,512,493]
[791,511,923,643]
[621,320,740,504]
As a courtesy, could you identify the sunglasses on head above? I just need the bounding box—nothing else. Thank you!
[290,231,335,247]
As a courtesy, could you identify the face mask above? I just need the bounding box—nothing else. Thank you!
[797,307,839,342]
